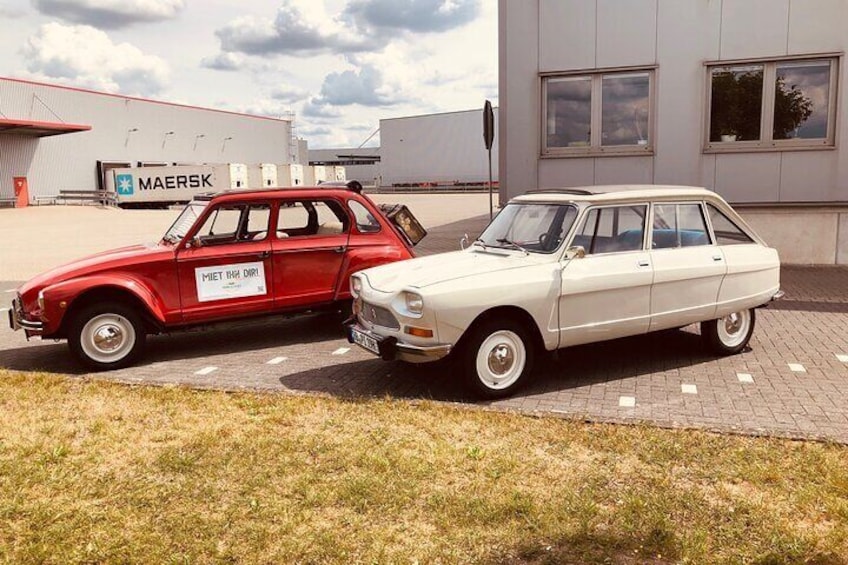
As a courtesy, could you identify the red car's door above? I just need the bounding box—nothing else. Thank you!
[176,202,275,322]
[272,198,349,309]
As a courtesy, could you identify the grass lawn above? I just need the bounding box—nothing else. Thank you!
[1,369,847,564]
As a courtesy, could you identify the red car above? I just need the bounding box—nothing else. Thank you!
[8,184,424,369]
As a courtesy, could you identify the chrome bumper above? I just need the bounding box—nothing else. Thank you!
[346,322,452,363]
[8,296,44,332]
[772,289,785,301]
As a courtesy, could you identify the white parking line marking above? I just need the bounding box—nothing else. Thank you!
[619,396,636,408]
[266,356,288,365]
[681,384,698,395]
[3,289,16,293]
[332,347,350,355]
[194,366,218,376]
[737,373,754,383]
[788,363,806,373]
[0,307,8,314]
[837,354,848,363]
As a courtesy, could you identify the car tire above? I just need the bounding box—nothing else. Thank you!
[461,319,535,399]
[68,302,146,370]
[701,308,755,355]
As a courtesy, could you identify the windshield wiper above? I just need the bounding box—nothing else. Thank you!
[162,233,181,245]
[495,238,529,254]
[470,237,488,249]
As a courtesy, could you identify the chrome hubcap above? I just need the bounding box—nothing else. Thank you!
[93,324,125,352]
[724,312,742,336]
[488,344,515,375]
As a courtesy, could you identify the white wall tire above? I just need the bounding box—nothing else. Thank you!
[701,308,755,355]
[462,320,535,399]
[68,302,146,370]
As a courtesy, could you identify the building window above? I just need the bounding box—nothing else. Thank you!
[706,57,837,151]
[542,68,654,157]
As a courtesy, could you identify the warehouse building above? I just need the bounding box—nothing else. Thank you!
[499,0,848,264]
[0,77,293,204]
[309,147,381,187]
[380,108,499,188]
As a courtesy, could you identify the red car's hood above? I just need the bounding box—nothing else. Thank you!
[18,242,175,298]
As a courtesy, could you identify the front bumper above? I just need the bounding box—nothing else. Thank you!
[8,296,44,333]
[345,322,452,363]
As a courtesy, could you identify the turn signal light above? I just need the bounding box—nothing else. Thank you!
[404,326,433,338]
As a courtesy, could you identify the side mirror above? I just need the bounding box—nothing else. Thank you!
[460,233,469,250]
[190,236,203,249]
[565,245,585,259]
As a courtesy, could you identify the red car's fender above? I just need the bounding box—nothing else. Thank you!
[39,274,168,336]
[334,245,413,300]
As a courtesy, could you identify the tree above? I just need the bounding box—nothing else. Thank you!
[710,69,813,141]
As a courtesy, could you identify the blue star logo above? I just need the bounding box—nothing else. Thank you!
[116,174,134,196]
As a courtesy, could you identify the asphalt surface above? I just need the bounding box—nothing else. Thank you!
[2,213,848,443]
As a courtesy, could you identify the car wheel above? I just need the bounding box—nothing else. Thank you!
[701,308,755,355]
[462,319,535,399]
[68,302,146,370]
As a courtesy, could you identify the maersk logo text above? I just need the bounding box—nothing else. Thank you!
[139,174,213,191]
[116,174,134,196]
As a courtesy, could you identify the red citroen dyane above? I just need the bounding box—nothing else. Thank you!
[8,183,425,369]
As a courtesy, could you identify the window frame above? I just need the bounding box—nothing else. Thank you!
[649,201,713,251]
[541,65,657,158]
[703,54,840,153]
[569,203,650,256]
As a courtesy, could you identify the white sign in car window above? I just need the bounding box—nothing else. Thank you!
[195,261,267,302]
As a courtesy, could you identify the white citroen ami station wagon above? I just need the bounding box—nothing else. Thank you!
[347,186,782,399]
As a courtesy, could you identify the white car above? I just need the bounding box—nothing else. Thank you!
[346,185,782,398]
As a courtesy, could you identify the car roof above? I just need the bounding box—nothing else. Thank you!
[193,186,365,204]
[514,184,718,204]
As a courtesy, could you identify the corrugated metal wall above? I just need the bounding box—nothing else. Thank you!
[380,109,499,187]
[501,0,848,204]
[0,78,292,199]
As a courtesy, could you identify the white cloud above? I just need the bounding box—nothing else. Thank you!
[201,52,244,72]
[21,23,170,96]
[343,0,480,34]
[216,1,375,57]
[32,0,186,28]
[316,64,407,107]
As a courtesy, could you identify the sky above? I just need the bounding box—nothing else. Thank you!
[0,0,497,149]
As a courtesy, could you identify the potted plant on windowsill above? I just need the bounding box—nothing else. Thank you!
[720,130,738,142]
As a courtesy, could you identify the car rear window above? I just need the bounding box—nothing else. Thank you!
[707,204,755,245]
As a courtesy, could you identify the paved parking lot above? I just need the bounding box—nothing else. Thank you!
[2,198,848,444]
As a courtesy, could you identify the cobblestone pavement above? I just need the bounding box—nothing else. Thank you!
[2,214,848,443]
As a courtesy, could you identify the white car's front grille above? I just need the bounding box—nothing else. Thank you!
[360,301,400,330]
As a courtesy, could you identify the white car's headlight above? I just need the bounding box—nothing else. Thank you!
[350,275,363,297]
[404,291,424,315]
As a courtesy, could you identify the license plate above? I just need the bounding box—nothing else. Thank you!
[351,327,381,355]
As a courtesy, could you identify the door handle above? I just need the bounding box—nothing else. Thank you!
[334,246,346,254]
[257,250,271,259]
[712,255,723,261]
[637,259,650,267]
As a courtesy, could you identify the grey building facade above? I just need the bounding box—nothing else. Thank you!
[0,77,292,201]
[499,0,848,264]
[380,108,499,188]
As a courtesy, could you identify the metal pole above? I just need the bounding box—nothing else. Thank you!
[488,147,493,220]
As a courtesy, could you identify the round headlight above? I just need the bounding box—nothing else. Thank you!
[405,292,424,314]
[350,275,363,297]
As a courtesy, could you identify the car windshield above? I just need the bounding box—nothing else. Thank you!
[476,203,578,254]
[162,201,208,244]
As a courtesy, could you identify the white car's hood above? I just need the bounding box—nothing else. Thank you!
[362,249,547,291]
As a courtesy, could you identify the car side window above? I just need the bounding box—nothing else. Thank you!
[707,204,755,245]
[277,199,349,238]
[348,200,381,234]
[195,204,270,245]
[652,203,711,249]
[573,205,647,255]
